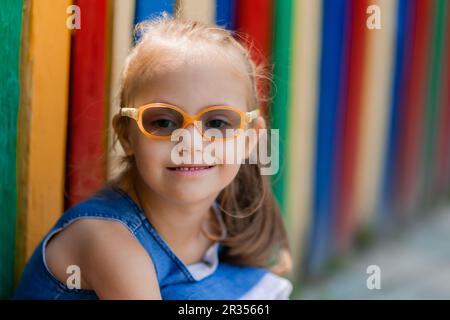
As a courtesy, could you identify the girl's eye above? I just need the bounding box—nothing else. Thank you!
[152,119,178,128]
[205,119,231,129]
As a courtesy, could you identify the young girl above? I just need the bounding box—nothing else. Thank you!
[14,14,293,300]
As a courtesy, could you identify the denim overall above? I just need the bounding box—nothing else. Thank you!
[14,185,292,300]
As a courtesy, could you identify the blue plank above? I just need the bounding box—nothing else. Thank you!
[216,0,236,30]
[134,0,175,25]
[378,0,416,226]
[307,0,351,273]
[134,0,176,42]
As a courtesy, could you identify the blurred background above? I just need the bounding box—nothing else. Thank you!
[1,0,450,299]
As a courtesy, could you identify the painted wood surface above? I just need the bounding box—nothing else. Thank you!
[216,0,236,30]
[421,0,449,206]
[286,0,321,281]
[308,0,350,272]
[334,0,368,251]
[177,0,215,23]
[235,0,272,116]
[395,0,433,215]
[135,0,175,25]
[0,0,23,299]
[107,0,136,180]
[435,4,450,197]
[379,0,416,223]
[15,0,72,283]
[354,0,398,231]
[235,0,272,64]
[270,0,294,216]
[66,0,110,208]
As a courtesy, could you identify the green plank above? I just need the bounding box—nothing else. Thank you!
[270,0,294,215]
[0,0,23,298]
[422,0,448,205]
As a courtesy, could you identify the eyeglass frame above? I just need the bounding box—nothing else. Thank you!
[119,102,260,141]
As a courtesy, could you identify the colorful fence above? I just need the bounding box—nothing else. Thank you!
[1,0,450,298]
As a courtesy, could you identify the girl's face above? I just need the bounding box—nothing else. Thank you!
[118,56,259,205]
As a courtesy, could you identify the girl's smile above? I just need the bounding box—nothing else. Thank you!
[166,164,217,176]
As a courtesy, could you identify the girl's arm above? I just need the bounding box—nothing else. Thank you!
[46,219,161,299]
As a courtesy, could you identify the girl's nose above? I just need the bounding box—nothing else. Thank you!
[177,121,204,155]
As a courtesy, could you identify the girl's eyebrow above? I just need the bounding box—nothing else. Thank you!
[147,99,180,107]
[199,103,235,109]
[150,100,236,110]
[193,104,239,115]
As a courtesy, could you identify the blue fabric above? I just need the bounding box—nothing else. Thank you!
[13,185,268,300]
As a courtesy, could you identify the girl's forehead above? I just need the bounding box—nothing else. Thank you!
[135,59,249,113]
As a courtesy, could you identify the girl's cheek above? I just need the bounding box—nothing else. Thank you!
[134,137,171,164]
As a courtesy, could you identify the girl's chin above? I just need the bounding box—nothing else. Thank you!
[161,180,222,203]
[164,191,217,205]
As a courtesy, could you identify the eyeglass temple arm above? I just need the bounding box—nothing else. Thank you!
[120,108,139,121]
[245,109,260,123]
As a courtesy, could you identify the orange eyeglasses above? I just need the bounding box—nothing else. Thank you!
[120,103,260,141]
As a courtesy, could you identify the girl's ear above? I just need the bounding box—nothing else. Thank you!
[112,114,134,156]
[244,115,266,160]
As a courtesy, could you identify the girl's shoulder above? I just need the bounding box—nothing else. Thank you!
[41,185,161,298]
[46,216,160,298]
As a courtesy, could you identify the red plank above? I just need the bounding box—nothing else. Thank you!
[397,0,434,214]
[335,0,368,250]
[66,0,109,208]
[235,0,273,116]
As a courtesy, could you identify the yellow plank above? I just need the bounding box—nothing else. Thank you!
[16,0,72,278]
[353,0,398,230]
[286,0,322,280]
[107,0,135,180]
[176,0,215,23]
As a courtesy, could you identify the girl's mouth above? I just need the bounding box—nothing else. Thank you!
[166,165,216,175]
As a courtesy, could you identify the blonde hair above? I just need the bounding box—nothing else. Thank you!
[112,13,292,275]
